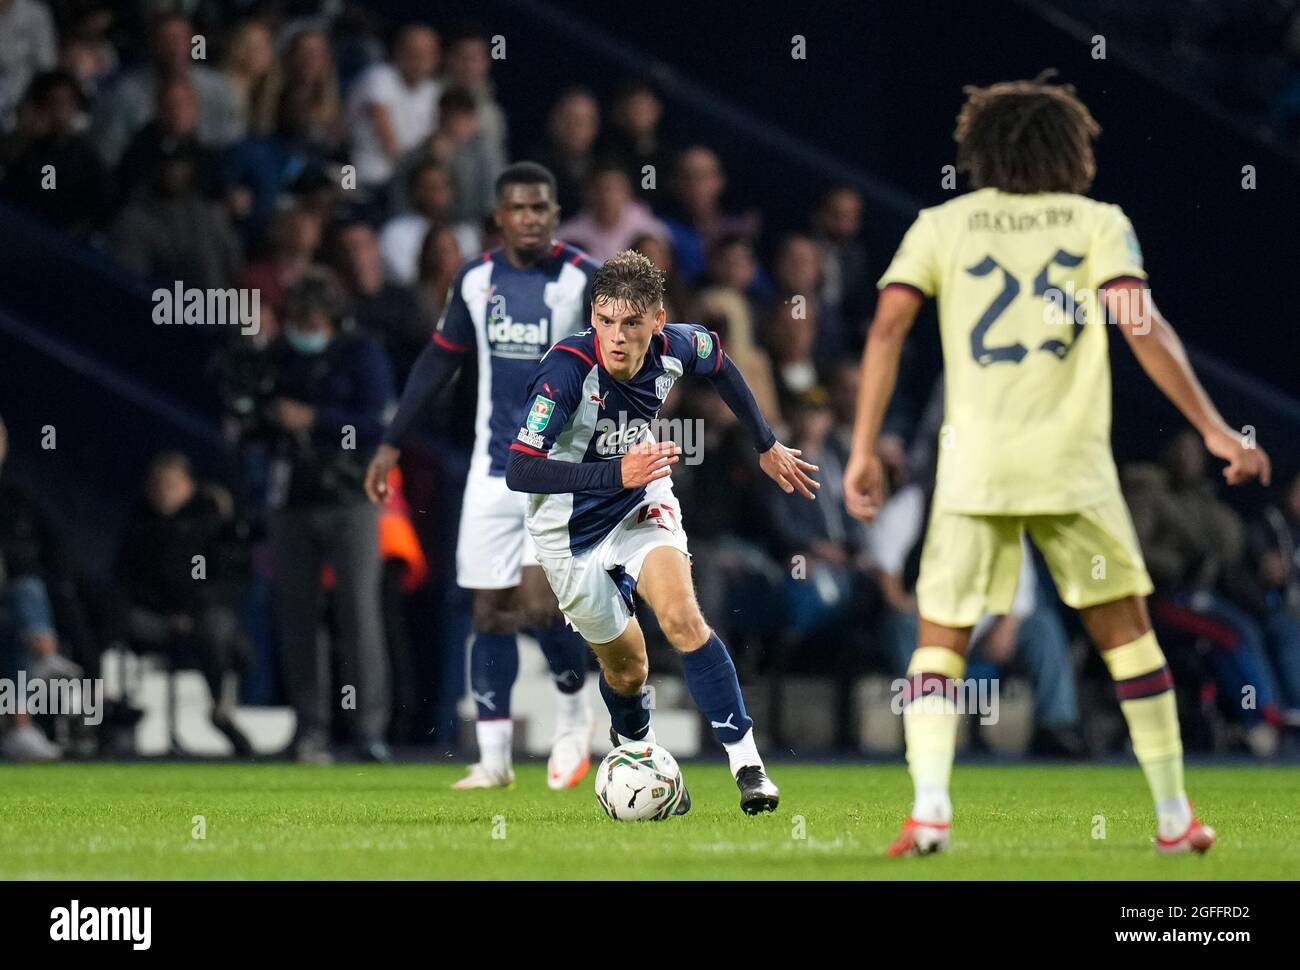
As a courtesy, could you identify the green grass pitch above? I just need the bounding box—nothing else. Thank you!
[1,762,1296,879]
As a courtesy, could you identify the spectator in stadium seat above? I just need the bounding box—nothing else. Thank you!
[763,299,823,414]
[114,452,254,756]
[1125,430,1286,756]
[771,232,848,366]
[0,0,57,129]
[810,184,875,341]
[825,361,861,464]
[234,206,321,319]
[0,413,74,762]
[110,139,242,288]
[529,86,600,216]
[556,161,669,262]
[265,269,394,764]
[58,6,120,103]
[772,394,877,660]
[222,18,279,138]
[0,70,109,237]
[222,82,334,244]
[630,232,694,322]
[331,218,427,381]
[289,165,351,231]
[0,574,70,761]
[414,221,467,326]
[692,243,782,424]
[328,4,386,93]
[662,145,761,282]
[702,233,772,326]
[379,158,479,285]
[91,12,245,167]
[272,28,343,154]
[599,78,673,205]
[345,23,440,188]
[443,31,508,165]
[118,77,225,206]
[396,86,497,225]
[1248,470,1300,722]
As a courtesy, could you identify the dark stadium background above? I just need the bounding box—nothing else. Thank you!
[0,0,1296,755]
[3,0,1294,563]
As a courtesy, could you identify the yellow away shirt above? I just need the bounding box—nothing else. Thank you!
[880,188,1147,514]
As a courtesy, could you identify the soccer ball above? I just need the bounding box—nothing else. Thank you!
[595,743,685,821]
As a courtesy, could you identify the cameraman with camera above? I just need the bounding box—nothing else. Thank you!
[264,268,396,764]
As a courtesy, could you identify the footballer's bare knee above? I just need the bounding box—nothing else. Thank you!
[658,601,712,653]
[916,617,973,657]
[1081,595,1151,651]
[518,566,562,629]
[471,590,516,634]
[520,596,563,631]
[601,656,648,695]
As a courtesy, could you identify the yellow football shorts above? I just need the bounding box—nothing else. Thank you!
[915,491,1154,628]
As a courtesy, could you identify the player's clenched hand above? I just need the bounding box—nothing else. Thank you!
[364,443,401,504]
[620,440,679,488]
[759,442,820,500]
[1204,427,1271,487]
[843,450,885,521]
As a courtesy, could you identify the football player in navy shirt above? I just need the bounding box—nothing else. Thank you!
[506,250,819,813]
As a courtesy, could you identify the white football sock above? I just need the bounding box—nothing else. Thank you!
[616,726,656,746]
[554,688,588,729]
[724,727,763,777]
[1156,795,1193,840]
[902,647,965,826]
[913,784,952,825]
[476,719,512,774]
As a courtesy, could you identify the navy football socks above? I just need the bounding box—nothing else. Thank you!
[470,630,518,720]
[680,633,754,746]
[599,674,651,741]
[534,622,588,694]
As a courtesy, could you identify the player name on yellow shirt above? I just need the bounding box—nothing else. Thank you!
[967,206,1075,232]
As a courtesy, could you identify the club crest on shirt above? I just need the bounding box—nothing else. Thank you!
[692,331,713,359]
[655,375,674,401]
[526,395,555,432]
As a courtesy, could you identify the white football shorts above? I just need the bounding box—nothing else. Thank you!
[534,478,689,645]
[456,467,539,590]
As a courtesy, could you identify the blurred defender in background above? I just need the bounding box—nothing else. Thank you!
[366,162,598,791]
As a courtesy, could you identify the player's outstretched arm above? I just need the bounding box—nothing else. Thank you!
[1107,281,1271,487]
[708,353,819,500]
[504,440,679,494]
[844,286,923,521]
[364,341,463,503]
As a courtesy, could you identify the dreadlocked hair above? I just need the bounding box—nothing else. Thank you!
[954,71,1100,195]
